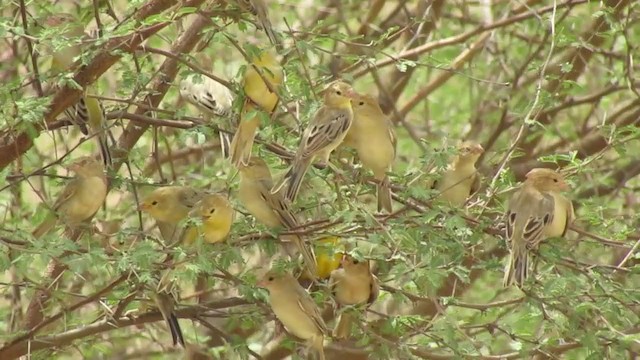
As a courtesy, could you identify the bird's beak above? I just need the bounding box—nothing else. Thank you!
[339,253,348,267]
[256,278,267,288]
[560,181,570,191]
[65,163,80,172]
[138,203,149,212]
[346,89,359,99]
[473,144,484,154]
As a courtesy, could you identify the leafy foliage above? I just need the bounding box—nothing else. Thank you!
[0,0,639,359]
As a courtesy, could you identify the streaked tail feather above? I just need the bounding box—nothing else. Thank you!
[376,176,393,213]
[283,159,311,202]
[503,250,528,288]
[97,133,112,168]
[219,132,232,159]
[167,312,185,347]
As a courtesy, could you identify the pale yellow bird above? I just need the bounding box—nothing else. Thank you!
[433,141,484,207]
[45,14,112,168]
[179,75,234,118]
[184,193,235,245]
[138,186,203,244]
[273,81,357,202]
[330,255,379,339]
[258,270,327,360]
[32,156,107,238]
[238,157,317,278]
[345,93,396,212]
[139,186,205,346]
[237,0,279,47]
[230,50,283,167]
[503,168,574,287]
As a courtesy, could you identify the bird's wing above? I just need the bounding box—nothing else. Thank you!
[298,107,351,158]
[296,288,328,334]
[506,188,555,250]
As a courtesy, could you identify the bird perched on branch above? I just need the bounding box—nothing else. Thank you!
[238,157,317,278]
[44,14,112,168]
[236,0,280,48]
[503,168,574,287]
[230,49,283,167]
[139,186,203,245]
[273,81,358,202]
[330,254,379,339]
[32,156,107,238]
[344,93,397,213]
[185,193,235,245]
[432,141,484,207]
[180,75,234,118]
[259,270,327,360]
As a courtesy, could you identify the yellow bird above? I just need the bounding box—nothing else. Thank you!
[185,193,235,245]
[230,50,283,167]
[259,270,327,360]
[139,186,212,347]
[300,236,344,281]
[433,141,484,207]
[330,255,379,339]
[345,93,396,212]
[503,168,574,287]
[238,157,317,278]
[32,156,107,238]
[138,186,203,244]
[45,14,112,168]
[273,81,357,202]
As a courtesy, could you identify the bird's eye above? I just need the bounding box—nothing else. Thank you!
[352,259,359,265]
[151,201,158,205]
[336,90,342,95]
[209,208,216,214]
[268,276,274,281]
[359,101,365,106]
[553,178,558,182]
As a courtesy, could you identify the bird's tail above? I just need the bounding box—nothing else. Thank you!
[333,311,354,339]
[284,234,317,281]
[503,247,528,288]
[155,291,185,347]
[96,132,112,168]
[376,175,393,213]
[273,158,311,202]
[230,108,260,167]
[32,215,57,238]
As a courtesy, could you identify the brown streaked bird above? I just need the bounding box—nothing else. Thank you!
[238,157,317,278]
[259,270,327,360]
[272,81,358,202]
[237,0,279,47]
[433,141,484,207]
[329,254,379,339]
[503,168,574,287]
[45,14,112,168]
[344,93,396,212]
[32,157,107,238]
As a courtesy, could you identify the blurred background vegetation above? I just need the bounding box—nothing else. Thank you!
[1,0,639,359]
